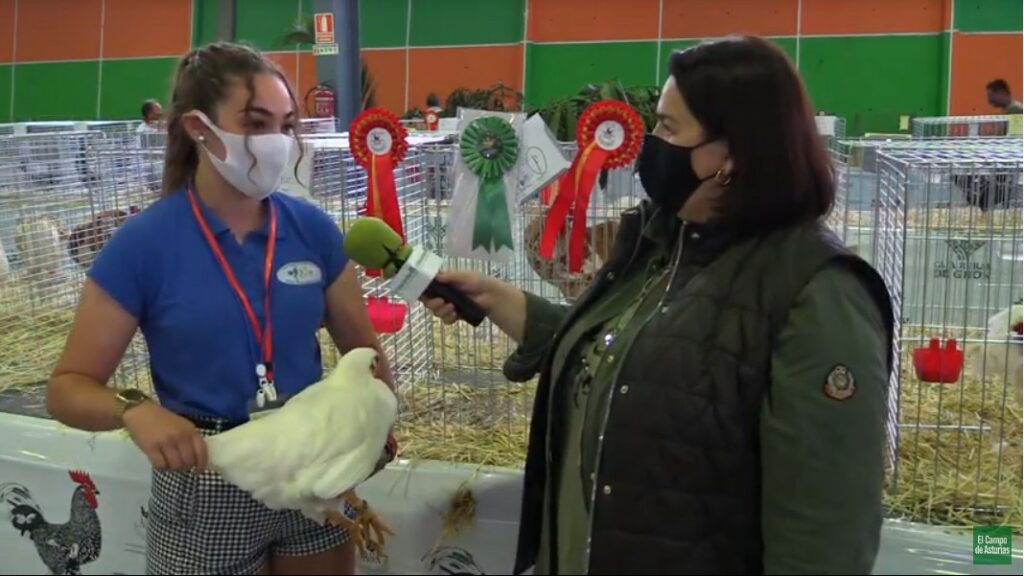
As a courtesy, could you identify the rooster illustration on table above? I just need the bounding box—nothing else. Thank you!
[1,470,103,575]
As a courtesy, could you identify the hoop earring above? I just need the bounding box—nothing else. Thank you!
[715,169,732,187]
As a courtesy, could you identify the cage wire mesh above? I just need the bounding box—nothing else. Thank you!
[0,130,161,415]
[21,122,79,135]
[873,142,1023,528]
[304,139,642,466]
[912,115,1013,138]
[827,136,1021,267]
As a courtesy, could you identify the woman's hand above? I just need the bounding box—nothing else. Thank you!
[123,402,208,471]
[421,271,529,343]
[420,270,504,324]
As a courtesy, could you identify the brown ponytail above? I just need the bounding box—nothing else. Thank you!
[162,42,303,196]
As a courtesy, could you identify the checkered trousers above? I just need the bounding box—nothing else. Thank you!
[145,428,352,575]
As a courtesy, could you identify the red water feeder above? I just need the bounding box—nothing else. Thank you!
[367,297,407,334]
[912,338,964,383]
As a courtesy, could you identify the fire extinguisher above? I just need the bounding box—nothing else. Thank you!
[306,83,336,119]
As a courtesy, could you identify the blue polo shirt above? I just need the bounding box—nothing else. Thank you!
[88,188,349,421]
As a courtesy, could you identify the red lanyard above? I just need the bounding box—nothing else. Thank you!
[187,186,277,384]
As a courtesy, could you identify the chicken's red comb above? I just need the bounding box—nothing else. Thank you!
[68,470,96,490]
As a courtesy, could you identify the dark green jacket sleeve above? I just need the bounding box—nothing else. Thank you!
[760,262,888,575]
[503,292,569,382]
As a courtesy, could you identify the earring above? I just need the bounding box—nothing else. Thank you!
[715,168,732,187]
[197,134,206,143]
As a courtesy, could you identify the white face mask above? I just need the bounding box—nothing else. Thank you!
[193,111,293,200]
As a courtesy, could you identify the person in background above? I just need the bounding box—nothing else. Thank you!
[47,42,392,575]
[137,99,163,131]
[425,92,443,131]
[424,36,892,575]
[986,79,1024,114]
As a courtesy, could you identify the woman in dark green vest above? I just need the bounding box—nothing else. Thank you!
[424,36,892,575]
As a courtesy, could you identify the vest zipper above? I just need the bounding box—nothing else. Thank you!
[582,221,688,574]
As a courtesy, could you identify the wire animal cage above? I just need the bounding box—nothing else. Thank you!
[827,137,1021,266]
[874,143,1023,527]
[20,122,79,135]
[912,115,1012,138]
[322,140,642,466]
[0,127,644,468]
[301,117,338,135]
[0,130,159,415]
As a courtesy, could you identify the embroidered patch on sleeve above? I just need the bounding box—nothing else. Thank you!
[823,364,857,401]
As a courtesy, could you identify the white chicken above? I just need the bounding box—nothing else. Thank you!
[965,302,1023,405]
[205,347,398,555]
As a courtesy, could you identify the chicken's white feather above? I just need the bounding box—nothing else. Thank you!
[205,347,397,521]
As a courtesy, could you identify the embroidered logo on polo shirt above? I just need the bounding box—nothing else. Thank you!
[277,261,323,286]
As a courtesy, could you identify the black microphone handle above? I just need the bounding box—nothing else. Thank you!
[422,279,487,327]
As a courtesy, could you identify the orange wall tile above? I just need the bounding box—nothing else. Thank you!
[661,0,798,38]
[264,51,305,112]
[297,52,317,111]
[407,44,524,114]
[528,0,659,42]
[265,52,300,87]
[408,45,523,116]
[103,0,191,59]
[801,0,946,35]
[0,0,14,62]
[950,32,1024,115]
[16,0,102,61]
[362,49,407,115]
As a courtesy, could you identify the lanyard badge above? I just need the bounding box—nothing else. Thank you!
[187,186,285,415]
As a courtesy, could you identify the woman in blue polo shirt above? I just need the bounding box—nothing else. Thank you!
[46,42,388,575]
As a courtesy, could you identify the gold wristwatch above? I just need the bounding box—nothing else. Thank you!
[115,388,149,421]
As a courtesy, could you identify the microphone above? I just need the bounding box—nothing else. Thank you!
[344,217,487,327]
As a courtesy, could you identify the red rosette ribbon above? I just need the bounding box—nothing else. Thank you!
[349,108,409,276]
[539,100,643,272]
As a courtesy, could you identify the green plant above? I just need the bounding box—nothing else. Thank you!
[280,16,377,110]
[530,80,660,142]
[443,83,524,117]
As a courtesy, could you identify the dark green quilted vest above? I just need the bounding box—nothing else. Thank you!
[512,202,893,575]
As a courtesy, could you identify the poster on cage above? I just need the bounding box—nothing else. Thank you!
[445,108,525,263]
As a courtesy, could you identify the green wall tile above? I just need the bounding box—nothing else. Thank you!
[799,35,945,135]
[955,0,1023,32]
[0,65,10,122]
[100,58,179,120]
[409,0,524,46]
[360,0,408,48]
[192,0,220,47]
[14,61,100,121]
[236,0,305,51]
[526,42,659,106]
[658,37,798,83]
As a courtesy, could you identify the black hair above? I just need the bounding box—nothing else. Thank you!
[987,79,1011,94]
[426,93,440,108]
[140,99,161,119]
[669,36,834,234]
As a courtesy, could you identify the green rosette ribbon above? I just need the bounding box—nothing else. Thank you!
[460,116,519,252]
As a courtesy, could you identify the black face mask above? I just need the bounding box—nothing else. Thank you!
[636,133,714,214]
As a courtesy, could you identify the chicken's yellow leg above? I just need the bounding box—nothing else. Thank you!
[324,491,394,561]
